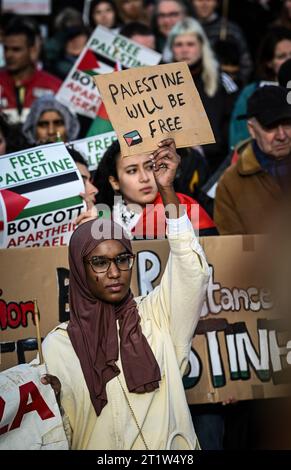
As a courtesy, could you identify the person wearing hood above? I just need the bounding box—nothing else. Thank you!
[22,95,80,145]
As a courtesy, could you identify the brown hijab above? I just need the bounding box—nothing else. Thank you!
[67,218,161,416]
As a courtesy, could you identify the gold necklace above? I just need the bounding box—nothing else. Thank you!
[117,376,149,450]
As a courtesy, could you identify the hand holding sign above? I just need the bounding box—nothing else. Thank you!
[41,374,61,407]
[151,138,181,191]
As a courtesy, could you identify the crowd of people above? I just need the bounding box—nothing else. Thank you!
[1,0,291,451]
[1,0,291,236]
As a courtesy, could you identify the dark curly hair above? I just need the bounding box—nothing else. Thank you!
[93,140,120,208]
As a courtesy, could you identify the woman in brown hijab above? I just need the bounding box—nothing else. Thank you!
[41,139,209,450]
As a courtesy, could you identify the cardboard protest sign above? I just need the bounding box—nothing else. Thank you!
[2,0,51,14]
[56,26,161,120]
[70,131,117,172]
[0,143,85,248]
[0,235,290,403]
[94,62,215,157]
[0,363,68,449]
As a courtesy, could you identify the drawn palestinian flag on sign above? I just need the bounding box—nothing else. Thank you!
[123,130,143,147]
[0,172,83,231]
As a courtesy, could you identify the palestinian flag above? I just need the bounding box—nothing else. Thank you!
[87,101,114,136]
[123,130,143,147]
[78,50,117,76]
[0,172,83,224]
[86,60,122,135]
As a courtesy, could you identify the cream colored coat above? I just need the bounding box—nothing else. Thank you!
[42,226,209,450]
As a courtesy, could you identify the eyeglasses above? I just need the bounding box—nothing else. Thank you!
[85,253,135,273]
[157,11,182,19]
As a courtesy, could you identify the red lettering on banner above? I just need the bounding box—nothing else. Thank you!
[66,81,82,93]
[0,381,55,436]
[0,397,9,435]
[0,292,34,330]
[10,381,55,431]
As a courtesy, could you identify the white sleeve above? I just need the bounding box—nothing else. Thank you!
[166,213,208,268]
[139,220,210,373]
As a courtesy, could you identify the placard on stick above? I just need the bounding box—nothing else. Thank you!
[94,62,215,157]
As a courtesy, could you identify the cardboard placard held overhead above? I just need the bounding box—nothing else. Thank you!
[94,62,215,157]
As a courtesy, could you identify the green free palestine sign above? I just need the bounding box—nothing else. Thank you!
[1,152,74,187]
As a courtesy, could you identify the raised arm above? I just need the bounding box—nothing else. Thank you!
[150,137,183,220]
[140,139,210,373]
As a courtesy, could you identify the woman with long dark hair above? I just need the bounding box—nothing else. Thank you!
[78,138,216,237]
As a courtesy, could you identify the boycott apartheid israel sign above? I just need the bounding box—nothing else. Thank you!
[56,26,161,119]
[0,143,85,249]
[70,131,117,172]
[0,235,290,404]
[94,62,215,157]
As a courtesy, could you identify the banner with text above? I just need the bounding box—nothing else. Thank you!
[0,235,290,403]
[70,131,117,171]
[0,143,85,248]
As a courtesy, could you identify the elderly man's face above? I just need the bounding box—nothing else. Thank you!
[248,118,291,160]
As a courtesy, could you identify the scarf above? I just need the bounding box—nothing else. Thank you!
[67,218,161,416]
[253,140,291,190]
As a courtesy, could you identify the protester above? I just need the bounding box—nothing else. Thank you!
[153,0,188,57]
[88,0,122,31]
[229,27,291,149]
[115,0,149,25]
[168,17,238,173]
[40,138,210,450]
[0,16,61,124]
[43,7,85,74]
[120,22,156,49]
[66,146,98,207]
[191,0,253,85]
[51,26,89,80]
[22,96,80,145]
[78,139,216,237]
[215,85,291,235]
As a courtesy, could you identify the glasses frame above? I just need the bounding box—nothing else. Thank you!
[84,253,135,274]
